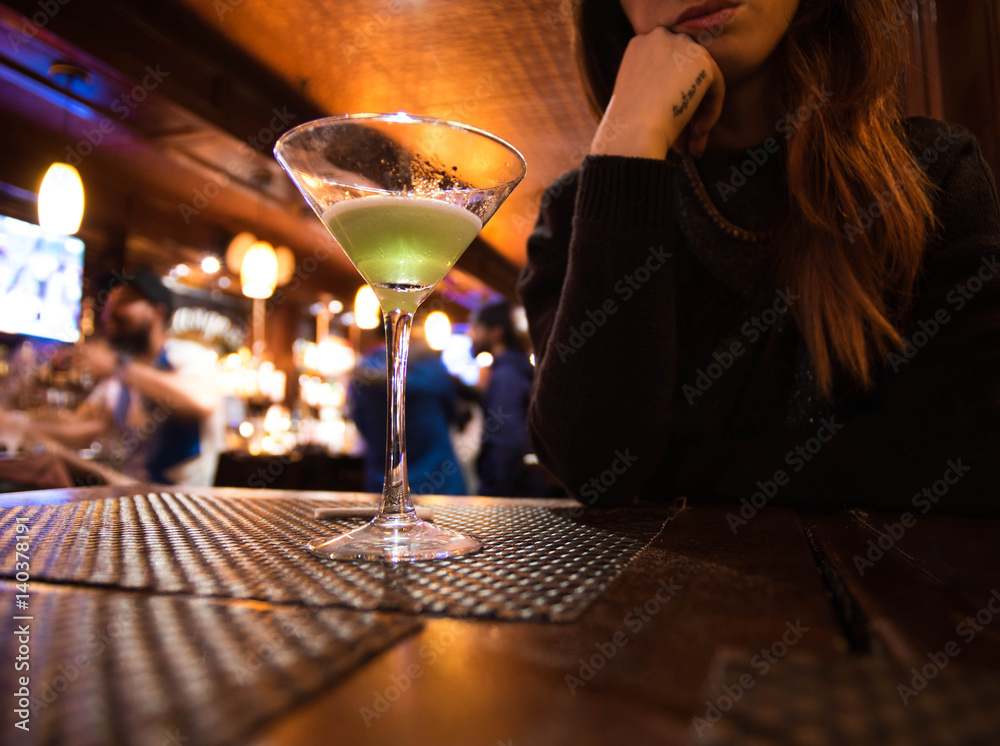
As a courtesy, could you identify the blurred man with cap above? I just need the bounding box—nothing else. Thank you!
[24,267,224,485]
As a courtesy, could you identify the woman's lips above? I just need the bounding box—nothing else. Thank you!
[673,6,740,33]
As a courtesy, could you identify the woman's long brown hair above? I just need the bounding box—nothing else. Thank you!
[573,0,936,397]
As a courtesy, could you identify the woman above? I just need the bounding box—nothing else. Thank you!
[517,0,1000,516]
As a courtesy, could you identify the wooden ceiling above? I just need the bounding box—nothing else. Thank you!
[0,0,597,306]
[174,0,596,267]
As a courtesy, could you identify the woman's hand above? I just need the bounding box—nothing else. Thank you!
[590,27,725,159]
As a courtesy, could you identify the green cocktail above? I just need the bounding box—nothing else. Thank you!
[322,196,482,314]
[275,113,525,562]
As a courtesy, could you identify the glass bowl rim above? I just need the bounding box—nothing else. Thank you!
[274,111,527,192]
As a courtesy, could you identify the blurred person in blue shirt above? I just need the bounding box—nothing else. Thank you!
[350,331,467,496]
[469,301,548,496]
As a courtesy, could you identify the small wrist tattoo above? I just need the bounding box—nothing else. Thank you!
[673,69,708,118]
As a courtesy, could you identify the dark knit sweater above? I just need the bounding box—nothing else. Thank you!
[517,116,1000,517]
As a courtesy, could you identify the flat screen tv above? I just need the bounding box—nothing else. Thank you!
[0,215,84,343]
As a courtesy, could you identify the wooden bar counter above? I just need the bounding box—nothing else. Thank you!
[1,486,998,745]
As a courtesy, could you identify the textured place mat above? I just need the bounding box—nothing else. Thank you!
[688,652,1000,745]
[0,583,419,746]
[0,493,668,621]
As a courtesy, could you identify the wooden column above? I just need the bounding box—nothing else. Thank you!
[905,0,1000,185]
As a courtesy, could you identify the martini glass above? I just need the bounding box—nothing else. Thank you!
[275,113,526,561]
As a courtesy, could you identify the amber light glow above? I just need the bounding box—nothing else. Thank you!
[354,285,381,329]
[424,311,451,350]
[38,163,85,235]
[241,241,279,299]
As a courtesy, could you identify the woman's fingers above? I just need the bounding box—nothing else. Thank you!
[590,27,726,159]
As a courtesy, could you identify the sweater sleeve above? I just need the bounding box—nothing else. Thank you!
[516,155,679,507]
[685,125,1000,517]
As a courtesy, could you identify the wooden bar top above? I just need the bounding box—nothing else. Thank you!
[2,485,999,745]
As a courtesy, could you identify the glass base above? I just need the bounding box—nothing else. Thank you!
[308,514,482,562]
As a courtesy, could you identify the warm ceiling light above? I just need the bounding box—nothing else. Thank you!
[40,64,89,237]
[354,286,381,329]
[226,231,256,273]
[241,241,279,299]
[476,352,494,367]
[328,299,343,313]
[274,245,296,286]
[424,311,451,350]
[38,163,85,235]
[314,337,356,375]
[201,256,221,274]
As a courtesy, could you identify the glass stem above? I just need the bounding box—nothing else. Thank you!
[378,308,416,519]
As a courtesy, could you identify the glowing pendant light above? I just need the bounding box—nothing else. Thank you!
[39,63,89,236]
[354,285,381,329]
[241,241,279,299]
[424,311,451,350]
[38,163,85,235]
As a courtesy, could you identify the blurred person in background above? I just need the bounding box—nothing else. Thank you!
[350,325,467,496]
[469,301,548,497]
[3,267,224,486]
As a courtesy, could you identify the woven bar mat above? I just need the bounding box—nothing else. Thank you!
[687,651,1000,745]
[0,493,669,621]
[0,583,419,746]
